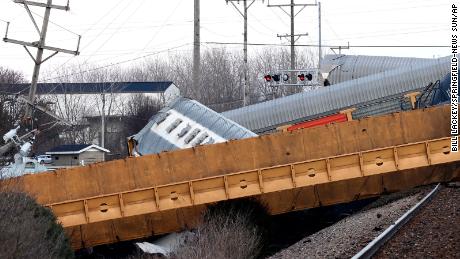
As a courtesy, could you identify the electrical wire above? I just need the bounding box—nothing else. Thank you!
[45,0,189,80]
[141,0,184,51]
[13,2,79,36]
[248,13,278,36]
[321,27,447,42]
[43,35,191,77]
[323,18,356,56]
[202,26,239,38]
[202,41,450,48]
[42,0,130,83]
[268,6,289,27]
[325,3,450,16]
[81,0,143,64]
[40,0,143,95]
[42,43,191,82]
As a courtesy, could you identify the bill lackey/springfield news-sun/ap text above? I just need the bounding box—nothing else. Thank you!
[451,4,458,152]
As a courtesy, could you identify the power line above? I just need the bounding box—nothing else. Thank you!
[78,0,128,52]
[141,0,184,51]
[325,3,450,16]
[81,0,143,64]
[42,0,132,83]
[79,0,126,35]
[203,41,450,48]
[41,43,191,82]
[48,0,181,83]
[43,35,192,78]
[13,2,80,36]
[268,5,289,26]
[323,27,447,42]
[41,0,143,92]
[36,41,450,84]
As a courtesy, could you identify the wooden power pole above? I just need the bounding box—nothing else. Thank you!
[268,0,318,84]
[3,0,80,121]
[226,0,256,106]
[193,0,200,91]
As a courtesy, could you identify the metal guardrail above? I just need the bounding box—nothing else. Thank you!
[352,183,441,259]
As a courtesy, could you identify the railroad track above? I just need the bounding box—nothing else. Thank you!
[351,183,441,259]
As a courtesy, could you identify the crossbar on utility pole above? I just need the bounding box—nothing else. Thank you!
[330,41,350,55]
[3,0,80,121]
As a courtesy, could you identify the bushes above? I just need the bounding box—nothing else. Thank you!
[0,192,74,259]
[172,199,269,259]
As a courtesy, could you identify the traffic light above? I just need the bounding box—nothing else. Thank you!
[273,74,280,82]
[298,73,305,81]
[282,74,289,81]
[298,73,313,81]
[264,75,272,82]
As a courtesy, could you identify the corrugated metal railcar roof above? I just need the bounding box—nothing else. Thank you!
[133,97,256,155]
[322,55,437,85]
[222,56,450,133]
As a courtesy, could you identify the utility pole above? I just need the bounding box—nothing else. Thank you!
[101,92,105,161]
[3,0,80,121]
[268,0,317,84]
[0,0,80,157]
[225,0,256,106]
[290,0,295,84]
[193,0,200,91]
[318,1,321,70]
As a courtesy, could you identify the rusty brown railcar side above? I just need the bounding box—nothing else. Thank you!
[4,105,459,249]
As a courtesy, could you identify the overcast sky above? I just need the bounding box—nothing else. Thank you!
[0,0,452,80]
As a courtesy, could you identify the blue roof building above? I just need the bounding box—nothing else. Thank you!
[0,81,175,95]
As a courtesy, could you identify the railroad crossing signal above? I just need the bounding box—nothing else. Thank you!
[264,69,319,86]
[264,73,290,82]
[298,73,313,81]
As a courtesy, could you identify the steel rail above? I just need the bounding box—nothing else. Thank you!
[351,183,441,259]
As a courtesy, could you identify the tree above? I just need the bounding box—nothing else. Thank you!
[172,199,269,259]
[123,94,163,136]
[0,67,25,165]
[0,191,74,258]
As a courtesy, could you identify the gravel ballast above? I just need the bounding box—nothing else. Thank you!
[269,187,432,259]
[374,185,460,258]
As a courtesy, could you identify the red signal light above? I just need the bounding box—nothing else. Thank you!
[264,75,272,82]
[298,73,305,81]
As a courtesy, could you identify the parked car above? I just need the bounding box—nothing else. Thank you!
[36,155,52,164]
